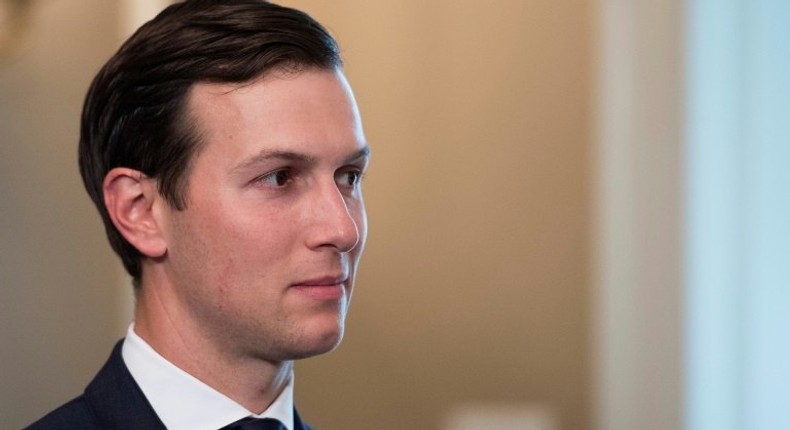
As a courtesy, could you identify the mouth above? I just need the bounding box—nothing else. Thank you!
[290,275,348,300]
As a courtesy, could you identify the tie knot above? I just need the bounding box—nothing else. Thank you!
[220,417,286,430]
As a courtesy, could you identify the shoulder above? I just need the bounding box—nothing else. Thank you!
[24,395,98,430]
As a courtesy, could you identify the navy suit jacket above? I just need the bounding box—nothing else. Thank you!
[25,341,314,430]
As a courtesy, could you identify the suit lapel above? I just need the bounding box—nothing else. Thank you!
[83,340,167,429]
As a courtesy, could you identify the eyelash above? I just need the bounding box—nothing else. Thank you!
[257,168,294,188]
[337,168,365,188]
[254,167,365,190]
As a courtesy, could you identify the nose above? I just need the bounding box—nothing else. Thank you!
[305,183,361,253]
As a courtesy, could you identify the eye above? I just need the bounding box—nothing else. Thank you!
[256,168,293,188]
[337,169,364,188]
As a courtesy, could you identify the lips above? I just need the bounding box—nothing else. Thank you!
[291,275,347,287]
[290,275,348,300]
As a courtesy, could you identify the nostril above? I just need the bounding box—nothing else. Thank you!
[307,185,363,252]
[327,209,359,253]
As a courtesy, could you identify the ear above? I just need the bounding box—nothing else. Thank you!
[103,168,167,258]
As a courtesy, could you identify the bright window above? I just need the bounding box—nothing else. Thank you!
[685,1,790,429]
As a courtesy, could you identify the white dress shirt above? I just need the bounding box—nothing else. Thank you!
[121,324,294,430]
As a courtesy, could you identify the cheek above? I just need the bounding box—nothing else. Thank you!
[212,209,300,274]
[170,191,307,283]
[167,206,253,279]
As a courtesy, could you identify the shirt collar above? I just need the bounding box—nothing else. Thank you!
[121,324,294,430]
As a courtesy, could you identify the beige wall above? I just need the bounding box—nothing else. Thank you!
[0,1,127,428]
[1,1,594,429]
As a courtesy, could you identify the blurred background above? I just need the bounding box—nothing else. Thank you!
[1,0,788,429]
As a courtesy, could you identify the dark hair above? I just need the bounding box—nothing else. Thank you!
[79,0,342,286]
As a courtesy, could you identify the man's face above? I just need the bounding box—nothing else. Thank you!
[158,69,368,362]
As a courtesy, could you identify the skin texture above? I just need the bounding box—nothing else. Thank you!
[103,69,368,413]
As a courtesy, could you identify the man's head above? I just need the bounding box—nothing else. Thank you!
[79,0,343,286]
[81,0,368,360]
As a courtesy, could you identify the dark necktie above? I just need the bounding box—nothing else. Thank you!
[219,417,287,430]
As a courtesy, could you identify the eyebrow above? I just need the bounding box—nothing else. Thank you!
[232,145,371,173]
[345,146,372,163]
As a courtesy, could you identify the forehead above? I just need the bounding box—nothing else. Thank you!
[186,69,362,147]
[179,69,366,179]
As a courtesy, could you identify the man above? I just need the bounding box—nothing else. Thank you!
[26,1,368,429]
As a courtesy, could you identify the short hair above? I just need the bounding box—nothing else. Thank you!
[78,0,342,287]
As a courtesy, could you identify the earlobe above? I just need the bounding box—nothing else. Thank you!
[103,168,167,258]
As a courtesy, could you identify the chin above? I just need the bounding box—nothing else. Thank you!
[292,323,345,359]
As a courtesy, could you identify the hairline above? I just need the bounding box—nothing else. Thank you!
[168,64,344,210]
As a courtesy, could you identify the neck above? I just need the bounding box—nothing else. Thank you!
[133,276,292,413]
